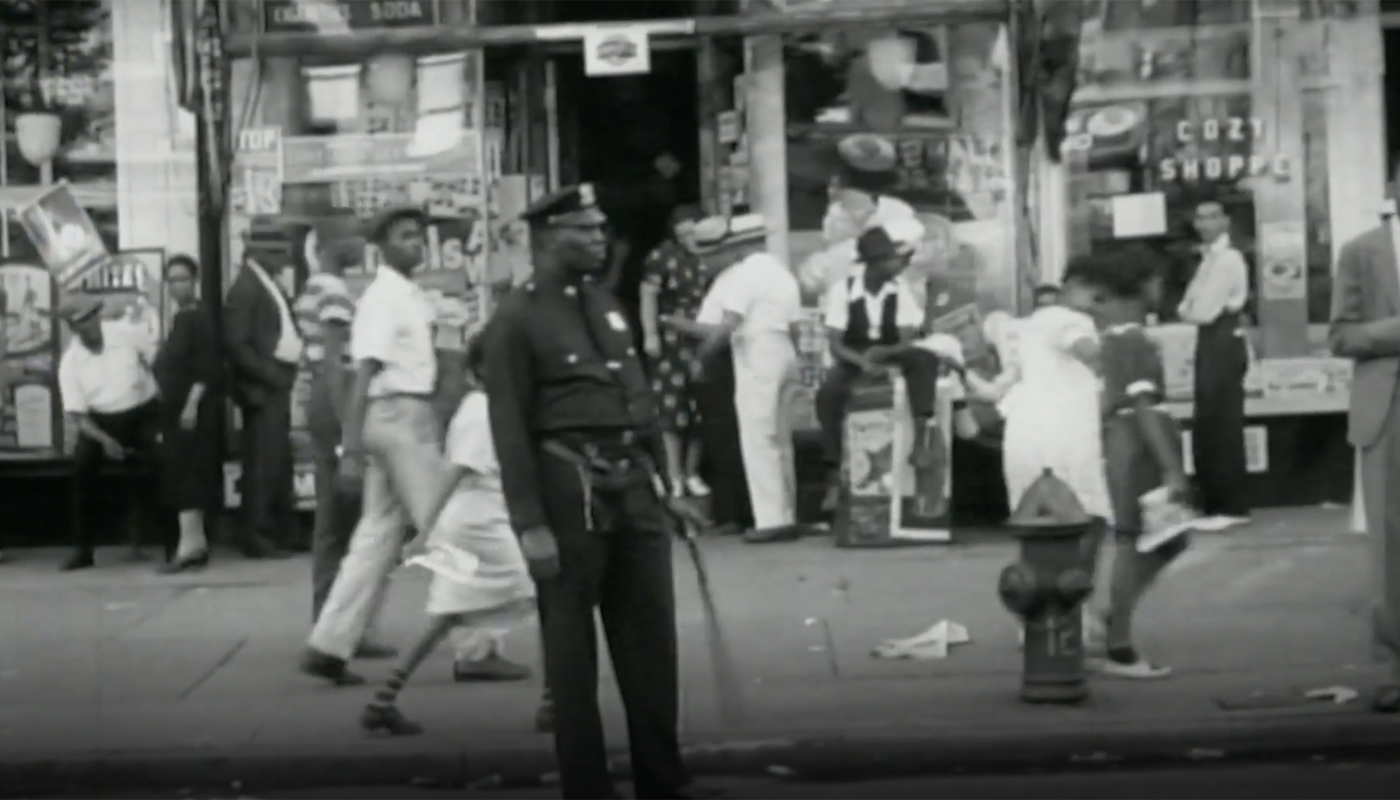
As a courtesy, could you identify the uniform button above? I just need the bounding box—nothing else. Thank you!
[627,347,636,356]
[607,361,622,370]
[566,353,578,364]
[565,286,577,297]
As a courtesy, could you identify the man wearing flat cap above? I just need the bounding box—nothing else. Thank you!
[224,215,306,560]
[57,293,166,571]
[481,183,708,799]
[665,214,805,545]
[302,206,448,686]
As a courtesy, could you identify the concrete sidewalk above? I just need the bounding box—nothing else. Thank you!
[0,508,1393,794]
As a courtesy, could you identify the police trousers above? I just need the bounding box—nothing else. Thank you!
[535,435,687,799]
[308,396,451,661]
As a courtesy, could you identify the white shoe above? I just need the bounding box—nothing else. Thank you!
[686,475,711,497]
[1091,655,1172,680]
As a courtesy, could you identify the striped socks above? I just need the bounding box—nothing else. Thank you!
[371,667,409,708]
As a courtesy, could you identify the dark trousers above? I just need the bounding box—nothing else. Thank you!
[695,346,752,529]
[310,441,361,622]
[816,349,940,470]
[239,388,295,549]
[1192,318,1250,517]
[535,442,686,799]
[72,399,173,557]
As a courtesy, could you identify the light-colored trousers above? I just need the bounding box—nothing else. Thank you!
[308,396,450,661]
[733,332,797,530]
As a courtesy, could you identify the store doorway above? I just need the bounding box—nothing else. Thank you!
[552,48,701,337]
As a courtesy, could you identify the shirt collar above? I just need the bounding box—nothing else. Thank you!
[374,264,421,291]
[848,266,897,301]
[1205,234,1233,254]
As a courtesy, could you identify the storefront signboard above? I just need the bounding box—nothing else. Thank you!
[15,182,110,290]
[0,260,59,455]
[231,127,284,216]
[263,0,436,33]
[583,26,652,77]
[79,249,166,345]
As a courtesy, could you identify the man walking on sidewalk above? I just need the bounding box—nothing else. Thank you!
[301,207,448,686]
[482,184,709,799]
[1330,195,1400,713]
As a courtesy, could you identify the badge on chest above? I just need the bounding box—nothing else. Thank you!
[606,311,629,333]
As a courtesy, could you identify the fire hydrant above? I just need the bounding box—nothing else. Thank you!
[997,469,1097,704]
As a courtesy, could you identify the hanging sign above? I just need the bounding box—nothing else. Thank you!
[584,26,652,77]
[231,127,284,216]
[15,182,109,290]
[263,0,436,32]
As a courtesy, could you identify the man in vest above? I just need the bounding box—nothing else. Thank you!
[814,218,942,510]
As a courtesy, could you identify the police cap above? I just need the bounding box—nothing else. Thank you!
[519,183,608,228]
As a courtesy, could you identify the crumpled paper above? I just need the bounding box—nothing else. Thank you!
[872,620,970,660]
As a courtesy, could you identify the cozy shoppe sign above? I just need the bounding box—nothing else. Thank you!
[1157,116,1291,183]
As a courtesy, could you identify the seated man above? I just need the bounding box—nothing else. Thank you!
[815,218,942,509]
[57,295,169,571]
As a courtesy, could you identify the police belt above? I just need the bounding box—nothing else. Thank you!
[541,432,652,494]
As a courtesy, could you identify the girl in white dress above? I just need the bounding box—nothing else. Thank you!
[361,333,537,736]
[962,270,1111,523]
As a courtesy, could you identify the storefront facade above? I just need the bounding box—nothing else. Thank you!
[217,0,1019,509]
[1029,0,1382,505]
[0,0,195,464]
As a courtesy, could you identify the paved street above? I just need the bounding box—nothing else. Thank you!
[0,507,1395,796]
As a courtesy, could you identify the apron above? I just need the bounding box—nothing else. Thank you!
[732,331,798,530]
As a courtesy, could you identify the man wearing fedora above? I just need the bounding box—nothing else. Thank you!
[665,214,804,544]
[815,218,944,512]
[56,294,167,570]
[224,216,304,559]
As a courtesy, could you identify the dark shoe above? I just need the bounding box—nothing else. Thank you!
[1373,685,1400,714]
[361,704,424,736]
[453,653,532,682]
[534,696,554,733]
[241,538,291,560]
[61,550,95,572]
[300,648,366,686]
[159,550,209,575]
[354,641,398,660]
[124,548,151,563]
[743,525,802,545]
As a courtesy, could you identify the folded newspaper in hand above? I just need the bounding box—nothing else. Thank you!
[1136,486,1200,554]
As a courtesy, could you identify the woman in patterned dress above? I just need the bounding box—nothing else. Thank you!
[640,204,710,497]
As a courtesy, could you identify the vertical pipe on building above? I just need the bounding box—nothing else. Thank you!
[696,0,719,214]
[741,3,788,263]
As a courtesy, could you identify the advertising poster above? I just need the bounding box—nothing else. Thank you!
[1258,219,1308,301]
[0,260,58,455]
[15,182,110,290]
[77,249,166,342]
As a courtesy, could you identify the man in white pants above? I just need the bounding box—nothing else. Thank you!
[301,207,449,686]
[664,214,804,544]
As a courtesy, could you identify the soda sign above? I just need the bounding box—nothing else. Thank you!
[263,0,435,32]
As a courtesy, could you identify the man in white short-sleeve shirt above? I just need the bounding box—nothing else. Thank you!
[814,219,944,510]
[304,207,451,686]
[56,294,165,571]
[664,214,804,543]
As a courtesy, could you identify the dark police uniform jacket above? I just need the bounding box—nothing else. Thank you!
[480,272,659,534]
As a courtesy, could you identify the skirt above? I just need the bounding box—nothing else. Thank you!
[417,484,536,620]
[158,394,224,511]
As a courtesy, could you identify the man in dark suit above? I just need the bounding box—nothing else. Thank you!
[224,216,303,558]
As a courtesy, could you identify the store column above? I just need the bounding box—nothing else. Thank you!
[743,32,788,262]
[112,0,198,255]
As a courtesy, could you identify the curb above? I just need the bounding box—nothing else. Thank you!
[5,707,1400,796]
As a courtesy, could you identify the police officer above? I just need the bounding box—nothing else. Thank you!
[481,184,707,800]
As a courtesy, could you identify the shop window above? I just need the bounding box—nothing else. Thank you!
[1,0,119,260]
[783,20,1017,315]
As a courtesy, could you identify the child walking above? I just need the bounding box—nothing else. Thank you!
[1069,252,1193,680]
[360,333,537,736]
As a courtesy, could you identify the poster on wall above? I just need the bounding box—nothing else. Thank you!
[0,260,58,455]
[1258,219,1307,301]
[15,182,110,290]
[78,249,166,342]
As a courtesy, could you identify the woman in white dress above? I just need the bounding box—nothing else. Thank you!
[360,333,537,736]
[963,277,1110,522]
